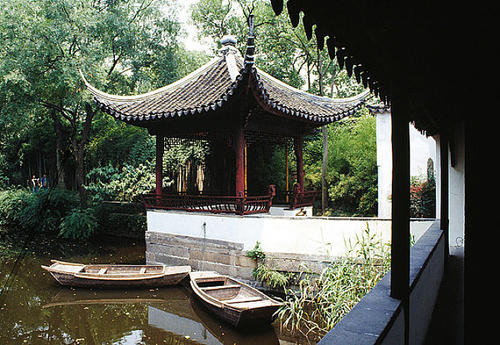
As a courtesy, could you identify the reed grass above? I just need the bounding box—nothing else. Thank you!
[276,224,391,339]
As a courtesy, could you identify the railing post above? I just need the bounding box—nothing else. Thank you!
[268,184,276,208]
[236,197,244,215]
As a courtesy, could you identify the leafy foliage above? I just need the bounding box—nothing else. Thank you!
[58,207,98,240]
[85,162,172,202]
[246,241,292,289]
[410,172,436,218]
[0,0,187,206]
[0,188,78,233]
[253,264,292,289]
[0,189,34,227]
[324,111,377,216]
[246,241,266,260]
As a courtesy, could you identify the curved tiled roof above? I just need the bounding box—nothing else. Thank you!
[83,38,370,125]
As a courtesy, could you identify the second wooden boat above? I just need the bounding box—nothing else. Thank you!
[189,271,282,327]
[41,260,191,288]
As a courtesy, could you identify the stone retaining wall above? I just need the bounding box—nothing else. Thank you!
[146,232,256,280]
[146,231,338,281]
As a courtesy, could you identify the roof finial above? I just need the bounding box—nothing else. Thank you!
[220,35,237,47]
[244,14,255,70]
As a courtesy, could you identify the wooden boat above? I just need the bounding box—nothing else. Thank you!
[41,260,191,288]
[189,271,282,327]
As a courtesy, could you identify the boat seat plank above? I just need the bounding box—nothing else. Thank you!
[98,268,107,275]
[226,296,263,304]
[200,284,240,291]
[229,300,276,308]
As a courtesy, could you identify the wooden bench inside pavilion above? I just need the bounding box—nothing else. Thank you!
[83,18,369,216]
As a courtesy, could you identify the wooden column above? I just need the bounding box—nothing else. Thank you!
[235,127,246,197]
[390,98,410,345]
[155,135,164,197]
[244,144,248,197]
[294,135,304,192]
[321,126,328,213]
[440,132,450,258]
[285,144,289,202]
[390,99,410,299]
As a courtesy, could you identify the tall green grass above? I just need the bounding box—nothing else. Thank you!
[276,224,391,339]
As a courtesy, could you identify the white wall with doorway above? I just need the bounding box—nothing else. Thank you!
[376,111,436,218]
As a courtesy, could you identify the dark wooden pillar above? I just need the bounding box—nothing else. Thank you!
[155,135,164,197]
[294,135,304,192]
[440,132,450,258]
[235,127,246,197]
[390,98,410,345]
[390,100,410,298]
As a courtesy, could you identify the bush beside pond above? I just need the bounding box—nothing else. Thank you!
[0,188,145,240]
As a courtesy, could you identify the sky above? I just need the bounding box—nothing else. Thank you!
[174,0,212,52]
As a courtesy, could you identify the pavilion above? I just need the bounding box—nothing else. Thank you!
[83,18,369,216]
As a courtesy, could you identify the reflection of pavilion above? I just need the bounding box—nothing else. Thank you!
[84,19,369,215]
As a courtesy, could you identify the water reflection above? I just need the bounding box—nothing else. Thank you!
[0,236,308,345]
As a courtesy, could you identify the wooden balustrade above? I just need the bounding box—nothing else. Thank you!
[273,190,320,210]
[140,186,317,215]
[290,190,320,209]
[140,193,273,215]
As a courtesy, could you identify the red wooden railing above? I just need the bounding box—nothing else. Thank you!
[290,190,320,209]
[140,193,274,215]
[139,185,317,215]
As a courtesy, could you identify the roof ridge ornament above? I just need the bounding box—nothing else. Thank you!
[218,35,241,57]
[244,14,255,70]
[221,35,237,46]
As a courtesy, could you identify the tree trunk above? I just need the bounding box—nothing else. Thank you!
[73,140,87,208]
[71,103,96,208]
[317,48,328,214]
[51,111,65,188]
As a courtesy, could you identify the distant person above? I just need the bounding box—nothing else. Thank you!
[40,174,48,190]
[31,175,39,192]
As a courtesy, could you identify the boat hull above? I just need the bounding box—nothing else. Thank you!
[47,270,189,288]
[42,261,191,288]
[194,295,279,327]
[189,271,281,328]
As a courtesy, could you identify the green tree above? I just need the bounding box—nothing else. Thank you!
[0,0,182,207]
[326,111,377,216]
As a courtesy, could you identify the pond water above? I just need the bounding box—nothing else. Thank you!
[0,235,313,345]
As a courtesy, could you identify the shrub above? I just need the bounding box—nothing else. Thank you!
[410,174,436,218]
[91,201,146,237]
[0,188,33,226]
[59,207,98,240]
[0,188,79,233]
[85,163,171,202]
